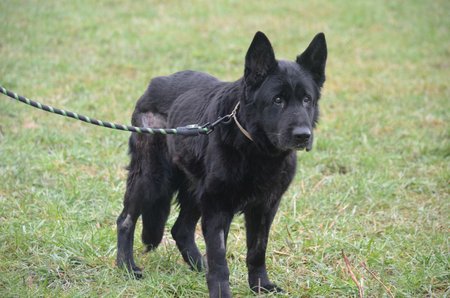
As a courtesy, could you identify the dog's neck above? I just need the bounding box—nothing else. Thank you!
[217,79,292,158]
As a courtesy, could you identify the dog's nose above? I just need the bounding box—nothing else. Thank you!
[292,127,311,143]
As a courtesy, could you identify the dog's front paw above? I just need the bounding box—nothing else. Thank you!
[208,280,232,298]
[250,283,284,294]
[117,261,143,279]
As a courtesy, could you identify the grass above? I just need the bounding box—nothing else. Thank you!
[0,0,448,297]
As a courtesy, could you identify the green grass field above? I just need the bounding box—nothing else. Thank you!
[0,1,448,297]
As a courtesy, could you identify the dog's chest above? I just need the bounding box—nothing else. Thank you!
[208,151,296,210]
[231,156,293,202]
[171,137,297,209]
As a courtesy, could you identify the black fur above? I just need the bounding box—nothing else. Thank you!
[116,31,327,297]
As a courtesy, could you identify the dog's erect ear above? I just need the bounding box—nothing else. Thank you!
[296,33,327,87]
[244,31,277,87]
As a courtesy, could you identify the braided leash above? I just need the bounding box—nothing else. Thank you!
[0,86,213,136]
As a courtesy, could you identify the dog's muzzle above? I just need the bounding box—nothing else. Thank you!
[292,127,312,151]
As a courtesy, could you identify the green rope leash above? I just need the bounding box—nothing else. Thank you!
[0,86,212,136]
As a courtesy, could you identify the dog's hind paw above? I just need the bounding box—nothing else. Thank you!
[187,255,206,272]
[130,266,143,279]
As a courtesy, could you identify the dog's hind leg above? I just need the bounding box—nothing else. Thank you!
[116,165,146,278]
[171,186,203,271]
[116,211,141,277]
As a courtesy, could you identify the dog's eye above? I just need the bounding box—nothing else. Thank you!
[302,96,312,106]
[273,97,283,105]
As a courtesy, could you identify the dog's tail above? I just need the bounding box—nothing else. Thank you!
[124,111,178,251]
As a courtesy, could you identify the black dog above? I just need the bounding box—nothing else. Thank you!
[116,31,327,297]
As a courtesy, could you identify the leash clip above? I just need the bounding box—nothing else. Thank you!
[176,124,209,136]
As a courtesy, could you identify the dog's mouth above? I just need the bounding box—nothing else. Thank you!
[295,145,307,151]
[273,133,313,152]
[280,141,312,152]
[292,139,313,151]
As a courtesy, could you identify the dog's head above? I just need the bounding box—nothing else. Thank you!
[242,31,327,152]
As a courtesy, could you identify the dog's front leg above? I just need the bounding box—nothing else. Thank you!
[245,201,284,294]
[201,207,233,298]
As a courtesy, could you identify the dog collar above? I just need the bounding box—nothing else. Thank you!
[231,102,254,142]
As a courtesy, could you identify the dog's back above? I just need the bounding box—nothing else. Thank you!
[131,70,219,127]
